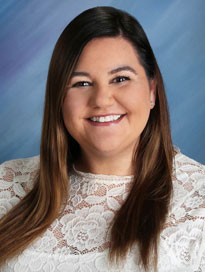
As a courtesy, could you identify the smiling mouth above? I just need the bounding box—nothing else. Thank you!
[90,114,123,122]
[87,114,126,125]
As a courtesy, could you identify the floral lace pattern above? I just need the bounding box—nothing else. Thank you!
[0,152,204,271]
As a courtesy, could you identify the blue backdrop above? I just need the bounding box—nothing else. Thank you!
[0,0,205,164]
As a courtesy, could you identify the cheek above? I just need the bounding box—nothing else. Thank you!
[62,99,78,136]
[62,92,90,139]
[62,92,86,121]
[62,99,74,123]
[120,85,151,113]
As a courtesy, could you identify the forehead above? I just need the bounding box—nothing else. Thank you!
[74,36,141,71]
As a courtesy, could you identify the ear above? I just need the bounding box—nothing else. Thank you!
[149,79,156,109]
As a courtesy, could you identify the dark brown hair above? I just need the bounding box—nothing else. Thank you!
[0,6,173,270]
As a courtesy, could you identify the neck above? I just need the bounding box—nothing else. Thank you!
[75,149,135,176]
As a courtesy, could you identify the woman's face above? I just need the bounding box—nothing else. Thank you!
[62,37,155,160]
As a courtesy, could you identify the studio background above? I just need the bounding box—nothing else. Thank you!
[0,0,205,164]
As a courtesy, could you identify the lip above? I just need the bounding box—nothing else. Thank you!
[86,114,126,126]
[87,113,125,118]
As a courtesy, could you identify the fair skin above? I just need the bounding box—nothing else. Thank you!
[62,37,156,175]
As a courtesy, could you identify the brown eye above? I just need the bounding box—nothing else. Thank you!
[112,76,130,83]
[72,81,91,87]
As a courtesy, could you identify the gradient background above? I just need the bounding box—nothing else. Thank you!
[0,0,205,164]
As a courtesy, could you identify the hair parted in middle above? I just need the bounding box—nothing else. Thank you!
[0,6,173,271]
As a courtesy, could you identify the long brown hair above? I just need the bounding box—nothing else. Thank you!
[0,7,173,270]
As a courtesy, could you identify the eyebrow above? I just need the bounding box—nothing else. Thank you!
[70,65,137,78]
[71,71,90,78]
[109,66,137,75]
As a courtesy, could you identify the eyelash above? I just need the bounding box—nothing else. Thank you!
[71,81,92,88]
[112,76,130,83]
[71,76,130,88]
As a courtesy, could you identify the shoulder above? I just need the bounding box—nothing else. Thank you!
[0,155,40,186]
[170,150,204,237]
[174,150,205,174]
[173,151,205,201]
[171,150,204,213]
[0,155,40,218]
[0,155,40,171]
[161,152,205,270]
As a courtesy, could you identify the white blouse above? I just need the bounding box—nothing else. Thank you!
[0,151,204,271]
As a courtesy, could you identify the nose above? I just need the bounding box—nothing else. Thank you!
[89,84,114,109]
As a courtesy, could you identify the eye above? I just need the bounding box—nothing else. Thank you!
[112,76,130,83]
[71,81,91,88]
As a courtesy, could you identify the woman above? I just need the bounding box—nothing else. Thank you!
[0,6,204,272]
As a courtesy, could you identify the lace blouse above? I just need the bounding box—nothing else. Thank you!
[0,151,204,271]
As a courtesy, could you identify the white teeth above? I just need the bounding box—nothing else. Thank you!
[99,117,105,122]
[104,116,110,122]
[90,115,122,122]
